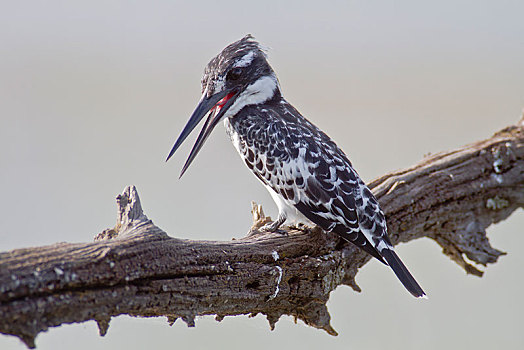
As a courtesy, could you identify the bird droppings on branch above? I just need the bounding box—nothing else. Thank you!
[486,196,510,210]
[268,266,283,300]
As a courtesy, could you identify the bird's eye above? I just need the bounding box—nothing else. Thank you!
[227,67,243,81]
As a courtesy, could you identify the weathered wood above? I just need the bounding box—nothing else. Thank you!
[1,117,524,349]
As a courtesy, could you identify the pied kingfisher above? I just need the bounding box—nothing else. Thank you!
[166,35,426,298]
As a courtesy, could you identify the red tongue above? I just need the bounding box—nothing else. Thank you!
[214,92,236,112]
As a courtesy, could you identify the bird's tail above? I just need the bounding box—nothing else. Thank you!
[380,248,426,299]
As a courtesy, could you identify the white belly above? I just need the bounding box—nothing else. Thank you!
[264,185,315,226]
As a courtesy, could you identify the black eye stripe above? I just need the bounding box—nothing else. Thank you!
[227,67,243,81]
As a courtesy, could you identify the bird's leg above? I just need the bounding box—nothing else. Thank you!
[260,212,288,235]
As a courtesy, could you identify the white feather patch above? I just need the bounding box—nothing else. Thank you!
[233,51,256,68]
[224,75,278,118]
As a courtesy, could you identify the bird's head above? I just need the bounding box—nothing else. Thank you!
[166,35,280,177]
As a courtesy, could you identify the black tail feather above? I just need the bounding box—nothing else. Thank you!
[381,248,426,298]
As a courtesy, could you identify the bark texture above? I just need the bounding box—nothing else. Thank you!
[1,118,524,348]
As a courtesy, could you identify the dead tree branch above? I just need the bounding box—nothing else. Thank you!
[1,117,524,348]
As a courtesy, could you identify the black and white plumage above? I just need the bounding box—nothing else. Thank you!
[166,35,426,298]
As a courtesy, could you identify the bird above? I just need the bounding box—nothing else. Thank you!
[166,35,426,298]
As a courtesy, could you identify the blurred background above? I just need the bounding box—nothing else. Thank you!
[1,1,523,349]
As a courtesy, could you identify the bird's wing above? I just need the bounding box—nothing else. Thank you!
[278,145,389,263]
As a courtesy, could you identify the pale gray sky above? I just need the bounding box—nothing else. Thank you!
[1,1,523,349]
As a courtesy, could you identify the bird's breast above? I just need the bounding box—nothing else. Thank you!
[224,117,242,155]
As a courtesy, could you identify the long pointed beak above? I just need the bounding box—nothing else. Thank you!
[166,87,239,178]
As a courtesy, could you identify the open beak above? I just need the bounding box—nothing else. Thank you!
[166,87,239,178]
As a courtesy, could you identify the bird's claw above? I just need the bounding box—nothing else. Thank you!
[260,221,288,235]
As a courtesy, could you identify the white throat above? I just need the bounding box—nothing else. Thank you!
[222,75,279,119]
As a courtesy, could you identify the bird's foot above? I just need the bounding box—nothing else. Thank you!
[247,204,288,237]
[259,214,288,235]
[288,222,309,231]
[247,222,288,237]
[260,221,289,236]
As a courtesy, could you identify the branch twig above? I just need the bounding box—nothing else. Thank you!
[1,117,524,348]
